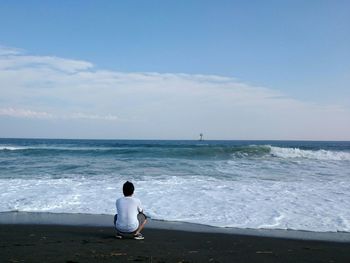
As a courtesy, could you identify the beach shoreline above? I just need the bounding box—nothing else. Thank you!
[1,211,350,243]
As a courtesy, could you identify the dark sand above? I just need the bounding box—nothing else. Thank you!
[1,224,350,263]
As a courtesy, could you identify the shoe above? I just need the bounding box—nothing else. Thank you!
[133,233,144,240]
[115,234,123,239]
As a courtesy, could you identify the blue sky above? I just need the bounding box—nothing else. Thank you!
[0,1,349,140]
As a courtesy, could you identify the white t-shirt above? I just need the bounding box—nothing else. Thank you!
[115,196,143,232]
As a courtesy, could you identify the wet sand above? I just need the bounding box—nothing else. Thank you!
[1,223,350,263]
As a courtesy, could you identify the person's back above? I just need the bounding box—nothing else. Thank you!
[114,181,147,240]
[116,196,142,232]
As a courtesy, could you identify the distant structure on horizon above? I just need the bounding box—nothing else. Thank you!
[199,133,203,141]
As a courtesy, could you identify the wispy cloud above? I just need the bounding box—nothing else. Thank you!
[0,46,92,73]
[0,45,349,140]
[66,112,119,121]
[0,107,118,121]
[0,45,23,56]
[0,107,53,119]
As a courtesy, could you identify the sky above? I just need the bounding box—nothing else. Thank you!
[0,0,349,140]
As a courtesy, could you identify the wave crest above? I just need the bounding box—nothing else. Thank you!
[0,146,26,151]
[270,146,350,161]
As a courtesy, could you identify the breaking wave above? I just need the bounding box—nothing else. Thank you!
[269,146,350,161]
[1,144,349,161]
[0,146,26,151]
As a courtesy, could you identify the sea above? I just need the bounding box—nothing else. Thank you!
[0,138,349,232]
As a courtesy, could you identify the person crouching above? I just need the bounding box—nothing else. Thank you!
[114,181,147,240]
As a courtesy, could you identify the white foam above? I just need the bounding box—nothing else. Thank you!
[269,146,350,161]
[0,146,26,151]
[0,174,349,233]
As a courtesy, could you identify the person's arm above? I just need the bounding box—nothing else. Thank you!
[137,199,143,213]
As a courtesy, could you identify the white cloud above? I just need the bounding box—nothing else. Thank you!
[0,46,349,140]
[0,108,53,119]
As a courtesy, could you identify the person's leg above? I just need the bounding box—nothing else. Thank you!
[135,212,147,235]
[114,214,125,238]
[114,214,118,227]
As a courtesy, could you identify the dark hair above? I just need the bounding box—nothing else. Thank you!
[123,181,134,196]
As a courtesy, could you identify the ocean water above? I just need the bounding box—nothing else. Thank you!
[0,138,349,232]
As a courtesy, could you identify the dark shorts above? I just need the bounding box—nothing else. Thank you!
[114,212,147,235]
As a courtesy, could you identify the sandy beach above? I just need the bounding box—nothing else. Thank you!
[1,212,350,263]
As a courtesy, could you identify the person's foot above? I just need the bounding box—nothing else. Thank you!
[133,233,144,240]
[115,234,123,239]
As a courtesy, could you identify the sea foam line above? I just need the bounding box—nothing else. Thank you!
[0,146,26,151]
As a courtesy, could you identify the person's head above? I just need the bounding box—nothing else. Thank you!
[123,181,134,196]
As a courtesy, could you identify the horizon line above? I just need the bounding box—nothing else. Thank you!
[0,137,349,142]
